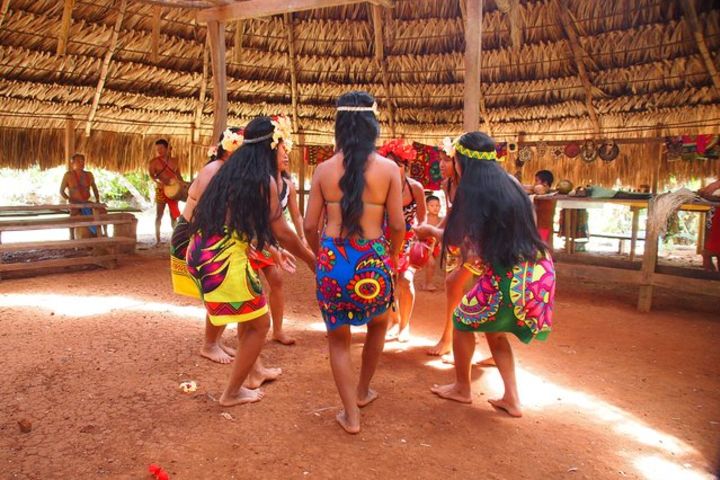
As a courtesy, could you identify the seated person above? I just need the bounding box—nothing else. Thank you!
[699,179,720,271]
[531,170,556,244]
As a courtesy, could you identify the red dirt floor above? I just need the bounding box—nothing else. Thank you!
[1,249,719,479]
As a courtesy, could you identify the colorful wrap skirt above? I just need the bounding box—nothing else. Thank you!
[247,246,276,270]
[186,231,268,326]
[445,246,484,275]
[170,216,200,299]
[453,253,555,344]
[316,235,394,330]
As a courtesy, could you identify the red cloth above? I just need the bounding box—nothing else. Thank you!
[706,207,720,254]
[156,185,180,220]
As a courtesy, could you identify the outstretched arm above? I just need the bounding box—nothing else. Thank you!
[269,178,315,272]
[412,180,427,225]
[287,180,306,242]
[89,173,100,203]
[59,173,70,201]
[385,166,405,262]
[303,166,325,254]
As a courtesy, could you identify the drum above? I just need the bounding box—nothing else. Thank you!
[163,179,189,201]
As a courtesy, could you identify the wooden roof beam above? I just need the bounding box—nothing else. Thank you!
[135,0,234,8]
[57,0,74,56]
[150,5,161,64]
[555,0,601,137]
[207,19,227,142]
[0,0,12,30]
[283,12,300,130]
[679,0,720,94]
[84,0,127,137]
[233,20,244,63]
[198,0,393,23]
[193,37,210,143]
[369,3,395,136]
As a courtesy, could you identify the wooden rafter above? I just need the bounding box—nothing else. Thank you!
[57,0,75,56]
[284,13,300,130]
[0,0,12,30]
[84,0,127,137]
[369,3,395,136]
[233,20,244,63]
[207,19,227,142]
[151,5,161,64]
[556,0,601,137]
[198,0,393,23]
[193,37,210,143]
[679,0,720,94]
[135,0,233,8]
[461,0,490,134]
[496,0,522,49]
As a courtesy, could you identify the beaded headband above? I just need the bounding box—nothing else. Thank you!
[336,102,379,115]
[243,132,273,144]
[454,142,500,161]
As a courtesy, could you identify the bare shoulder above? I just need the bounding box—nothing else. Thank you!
[408,177,424,191]
[373,153,396,171]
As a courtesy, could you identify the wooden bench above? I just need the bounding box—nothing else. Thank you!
[0,204,137,277]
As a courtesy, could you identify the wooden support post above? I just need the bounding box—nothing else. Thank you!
[57,0,75,56]
[284,13,300,130]
[514,131,525,181]
[459,0,490,134]
[463,0,482,132]
[650,124,664,194]
[556,0,601,137]
[151,5,161,64]
[680,0,720,94]
[637,198,659,313]
[207,20,227,143]
[629,206,640,262]
[233,20,244,63]
[84,0,127,137]
[193,37,210,144]
[0,0,11,31]
[64,116,76,169]
[298,133,306,215]
[563,208,572,254]
[697,211,706,255]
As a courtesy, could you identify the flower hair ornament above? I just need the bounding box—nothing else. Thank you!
[242,114,294,152]
[378,138,417,163]
[220,127,244,154]
[336,102,379,115]
[271,114,293,152]
[441,135,502,162]
[207,144,219,158]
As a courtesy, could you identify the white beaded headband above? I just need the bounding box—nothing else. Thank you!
[336,102,379,115]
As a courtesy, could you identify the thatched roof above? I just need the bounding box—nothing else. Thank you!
[1,0,719,178]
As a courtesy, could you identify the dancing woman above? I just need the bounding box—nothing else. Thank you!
[377,139,426,343]
[416,132,555,417]
[304,91,405,434]
[170,127,245,364]
[187,116,314,406]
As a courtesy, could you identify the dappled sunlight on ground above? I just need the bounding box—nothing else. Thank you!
[0,293,206,320]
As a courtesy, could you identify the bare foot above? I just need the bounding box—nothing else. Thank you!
[220,344,236,357]
[245,365,282,389]
[488,397,523,417]
[397,326,410,343]
[336,409,360,434]
[219,386,264,407]
[200,344,234,364]
[385,324,399,341]
[441,352,496,367]
[272,331,296,345]
[430,383,472,404]
[357,388,379,408]
[427,338,452,356]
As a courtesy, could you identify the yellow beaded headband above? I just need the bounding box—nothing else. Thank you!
[454,142,500,161]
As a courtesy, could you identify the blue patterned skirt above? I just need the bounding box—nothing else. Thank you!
[316,235,394,330]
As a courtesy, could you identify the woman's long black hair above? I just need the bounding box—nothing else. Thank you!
[207,126,243,165]
[190,116,277,250]
[335,91,380,237]
[443,131,547,267]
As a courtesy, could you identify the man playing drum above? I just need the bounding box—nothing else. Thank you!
[148,138,186,245]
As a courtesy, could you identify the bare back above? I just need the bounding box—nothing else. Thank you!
[310,152,402,240]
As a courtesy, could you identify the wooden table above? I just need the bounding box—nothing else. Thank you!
[0,203,137,278]
[535,195,719,312]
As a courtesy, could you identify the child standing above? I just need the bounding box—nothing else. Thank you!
[422,195,443,291]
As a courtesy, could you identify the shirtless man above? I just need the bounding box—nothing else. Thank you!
[148,139,182,245]
[60,153,101,238]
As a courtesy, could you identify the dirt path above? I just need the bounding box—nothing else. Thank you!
[1,250,718,479]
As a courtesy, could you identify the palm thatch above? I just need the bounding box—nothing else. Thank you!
[0,0,719,186]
